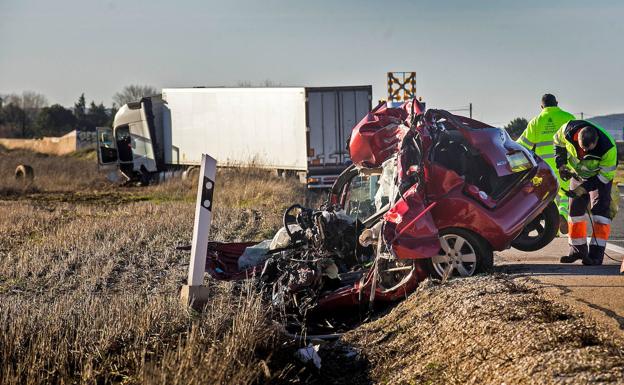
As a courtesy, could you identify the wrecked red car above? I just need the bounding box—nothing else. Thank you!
[205,100,559,313]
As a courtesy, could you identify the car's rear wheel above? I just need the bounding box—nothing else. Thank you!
[511,201,558,252]
[428,228,493,279]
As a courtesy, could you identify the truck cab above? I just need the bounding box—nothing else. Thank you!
[97,97,164,183]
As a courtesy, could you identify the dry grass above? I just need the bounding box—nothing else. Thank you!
[0,148,314,384]
[0,146,109,195]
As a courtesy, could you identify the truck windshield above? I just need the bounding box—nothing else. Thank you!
[115,125,133,163]
[128,122,154,161]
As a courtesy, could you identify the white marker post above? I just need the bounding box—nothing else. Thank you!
[180,154,217,308]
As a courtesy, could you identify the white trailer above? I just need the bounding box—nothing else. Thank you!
[97,86,372,188]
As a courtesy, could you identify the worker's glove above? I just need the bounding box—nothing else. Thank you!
[562,185,587,198]
[558,166,574,181]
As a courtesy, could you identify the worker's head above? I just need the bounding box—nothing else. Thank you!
[541,94,558,108]
[578,125,599,151]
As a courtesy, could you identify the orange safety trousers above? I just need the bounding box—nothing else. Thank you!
[567,179,612,263]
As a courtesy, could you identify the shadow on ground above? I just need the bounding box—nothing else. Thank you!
[497,263,623,277]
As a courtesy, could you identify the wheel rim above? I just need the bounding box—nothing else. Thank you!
[432,234,477,277]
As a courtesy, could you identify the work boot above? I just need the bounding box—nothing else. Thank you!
[586,246,605,266]
[567,243,588,263]
[582,257,602,266]
[558,214,568,235]
[560,255,581,263]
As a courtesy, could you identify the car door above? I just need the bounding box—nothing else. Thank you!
[382,184,440,260]
[96,127,119,169]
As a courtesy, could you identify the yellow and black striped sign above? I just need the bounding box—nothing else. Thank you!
[387,72,416,101]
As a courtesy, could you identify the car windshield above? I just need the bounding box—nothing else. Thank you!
[345,156,397,221]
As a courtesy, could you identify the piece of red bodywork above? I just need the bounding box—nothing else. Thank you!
[383,187,440,260]
[315,259,429,310]
[205,241,260,280]
[349,100,424,168]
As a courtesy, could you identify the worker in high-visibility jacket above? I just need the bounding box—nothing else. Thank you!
[517,94,575,233]
[555,120,618,265]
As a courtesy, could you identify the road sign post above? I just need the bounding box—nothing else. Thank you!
[180,154,217,308]
[387,72,416,103]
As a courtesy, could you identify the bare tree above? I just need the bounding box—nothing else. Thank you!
[236,80,253,87]
[261,79,281,87]
[236,79,282,87]
[113,85,158,107]
[1,91,48,137]
[3,91,48,111]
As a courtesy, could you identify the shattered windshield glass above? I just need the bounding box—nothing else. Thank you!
[345,156,397,221]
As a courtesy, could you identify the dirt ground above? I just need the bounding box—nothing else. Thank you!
[1,146,623,384]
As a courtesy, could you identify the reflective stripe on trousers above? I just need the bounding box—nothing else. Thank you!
[589,215,611,247]
[567,215,611,246]
[568,215,587,245]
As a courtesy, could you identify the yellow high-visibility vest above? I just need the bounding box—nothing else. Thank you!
[517,106,576,168]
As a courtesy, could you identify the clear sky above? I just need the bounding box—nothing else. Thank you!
[1,0,622,126]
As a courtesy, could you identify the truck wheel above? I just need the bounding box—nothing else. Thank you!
[428,228,493,279]
[183,166,199,183]
[15,164,34,183]
[511,201,558,252]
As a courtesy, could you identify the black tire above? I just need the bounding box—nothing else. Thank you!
[184,166,199,183]
[511,201,558,252]
[427,228,493,279]
[14,164,34,182]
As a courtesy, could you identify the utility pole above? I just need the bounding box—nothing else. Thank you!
[469,103,473,119]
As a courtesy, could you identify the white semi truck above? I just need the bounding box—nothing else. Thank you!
[97,86,372,188]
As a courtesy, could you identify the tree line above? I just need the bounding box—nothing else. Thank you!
[0,85,157,139]
[504,118,528,140]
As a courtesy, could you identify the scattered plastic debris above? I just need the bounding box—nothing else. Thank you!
[295,344,322,369]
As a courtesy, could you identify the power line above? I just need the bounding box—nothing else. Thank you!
[441,103,473,118]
